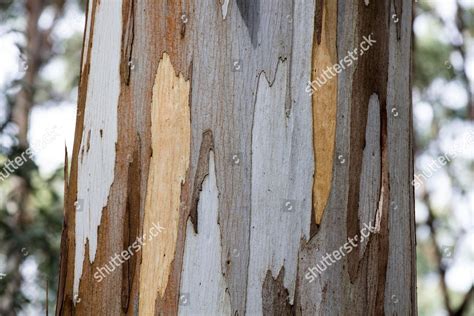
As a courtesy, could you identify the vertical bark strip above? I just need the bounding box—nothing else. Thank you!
[346,0,390,283]
[248,60,311,314]
[385,0,416,314]
[56,0,99,313]
[179,151,232,315]
[138,53,191,316]
[356,94,381,259]
[311,0,338,228]
[121,142,141,313]
[74,0,122,300]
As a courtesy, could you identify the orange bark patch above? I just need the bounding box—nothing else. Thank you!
[312,0,338,225]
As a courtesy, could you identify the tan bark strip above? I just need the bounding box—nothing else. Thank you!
[138,53,191,316]
[132,2,194,313]
[311,0,338,227]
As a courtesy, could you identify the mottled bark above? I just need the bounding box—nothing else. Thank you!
[57,0,415,315]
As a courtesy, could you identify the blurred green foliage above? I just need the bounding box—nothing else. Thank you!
[414,1,473,315]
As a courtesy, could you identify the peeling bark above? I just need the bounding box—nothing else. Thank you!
[311,0,338,228]
[139,53,191,316]
[57,0,415,315]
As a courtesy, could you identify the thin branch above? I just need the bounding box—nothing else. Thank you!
[423,192,454,315]
[454,0,473,120]
[453,285,474,316]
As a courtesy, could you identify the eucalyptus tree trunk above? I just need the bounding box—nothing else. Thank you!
[56,0,415,315]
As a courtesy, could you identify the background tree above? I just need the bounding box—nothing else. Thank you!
[414,1,474,315]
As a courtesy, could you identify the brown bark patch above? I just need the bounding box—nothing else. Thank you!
[262,268,294,316]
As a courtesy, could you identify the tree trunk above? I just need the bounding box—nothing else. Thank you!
[56,0,416,315]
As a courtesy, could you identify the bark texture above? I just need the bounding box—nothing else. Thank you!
[56,0,416,315]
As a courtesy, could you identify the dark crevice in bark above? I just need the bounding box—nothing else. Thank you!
[392,0,403,41]
[314,0,324,45]
[236,0,260,48]
[121,137,141,313]
[285,0,295,118]
[121,0,135,86]
[189,130,215,233]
